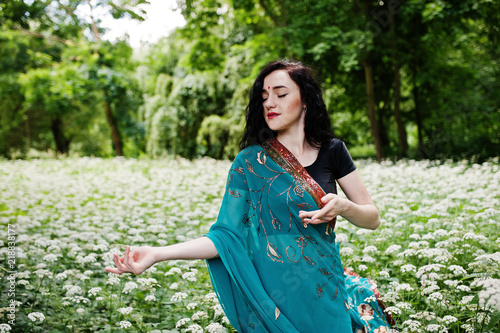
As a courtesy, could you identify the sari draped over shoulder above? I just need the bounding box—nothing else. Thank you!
[206,139,393,333]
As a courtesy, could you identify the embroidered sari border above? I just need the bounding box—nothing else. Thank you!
[261,138,337,231]
[344,268,396,327]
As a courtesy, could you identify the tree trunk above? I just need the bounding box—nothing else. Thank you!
[25,109,31,151]
[104,94,123,156]
[412,62,425,157]
[378,98,390,148]
[88,0,122,156]
[390,11,408,157]
[51,117,70,155]
[363,59,383,162]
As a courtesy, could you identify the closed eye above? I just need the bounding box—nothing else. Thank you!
[278,94,287,98]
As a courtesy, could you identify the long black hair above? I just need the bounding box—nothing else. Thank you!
[240,60,334,150]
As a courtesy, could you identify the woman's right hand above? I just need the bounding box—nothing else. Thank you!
[105,245,158,275]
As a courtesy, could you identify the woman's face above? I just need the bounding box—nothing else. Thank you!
[262,70,305,135]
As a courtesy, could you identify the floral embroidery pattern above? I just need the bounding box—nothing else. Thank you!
[262,138,337,234]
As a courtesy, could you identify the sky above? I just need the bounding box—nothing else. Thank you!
[79,0,186,49]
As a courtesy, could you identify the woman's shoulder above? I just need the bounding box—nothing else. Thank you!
[323,137,348,152]
[233,145,262,163]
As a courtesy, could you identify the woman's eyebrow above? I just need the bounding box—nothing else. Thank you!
[262,85,288,92]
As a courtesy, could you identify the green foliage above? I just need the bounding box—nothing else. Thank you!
[0,0,498,160]
[0,73,25,157]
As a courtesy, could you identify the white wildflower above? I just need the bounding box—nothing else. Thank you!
[416,264,445,278]
[384,306,401,315]
[187,302,198,310]
[362,255,376,263]
[402,319,421,330]
[424,324,446,332]
[444,280,460,287]
[205,322,227,333]
[0,324,11,332]
[123,281,138,294]
[475,278,500,310]
[27,312,45,322]
[364,295,377,303]
[395,283,413,292]
[88,287,102,297]
[137,277,158,287]
[205,292,218,302]
[165,267,182,276]
[171,292,188,302]
[17,279,29,286]
[457,285,471,292]
[395,302,412,310]
[340,247,354,256]
[43,254,58,263]
[441,315,458,325]
[400,264,416,273]
[459,295,475,305]
[213,304,224,317]
[428,292,443,302]
[66,285,83,296]
[118,307,134,315]
[192,311,209,320]
[448,265,467,276]
[93,244,108,251]
[422,285,440,295]
[118,320,132,329]
[176,318,191,328]
[363,246,379,255]
[185,324,203,333]
[182,271,197,282]
[384,244,402,255]
[106,275,120,286]
[378,271,390,278]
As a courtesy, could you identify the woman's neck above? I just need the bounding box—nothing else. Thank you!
[276,132,318,166]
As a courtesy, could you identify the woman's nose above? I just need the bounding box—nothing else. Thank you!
[264,96,276,109]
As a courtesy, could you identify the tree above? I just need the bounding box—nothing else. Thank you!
[80,0,149,156]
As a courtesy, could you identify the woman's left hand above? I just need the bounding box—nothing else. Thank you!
[298,193,350,225]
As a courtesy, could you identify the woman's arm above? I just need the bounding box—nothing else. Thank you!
[299,170,380,230]
[104,236,218,275]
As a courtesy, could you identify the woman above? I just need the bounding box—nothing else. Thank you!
[105,60,393,332]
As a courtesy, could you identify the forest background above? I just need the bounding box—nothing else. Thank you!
[1,0,499,162]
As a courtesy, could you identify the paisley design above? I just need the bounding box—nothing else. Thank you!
[257,150,267,165]
[267,243,283,263]
[229,189,242,198]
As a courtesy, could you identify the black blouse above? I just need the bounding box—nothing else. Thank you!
[304,138,357,195]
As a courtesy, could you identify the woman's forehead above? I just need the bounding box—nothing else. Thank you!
[263,70,298,90]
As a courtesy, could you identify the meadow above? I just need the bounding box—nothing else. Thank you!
[0,156,499,333]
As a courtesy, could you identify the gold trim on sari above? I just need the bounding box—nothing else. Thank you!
[261,138,337,234]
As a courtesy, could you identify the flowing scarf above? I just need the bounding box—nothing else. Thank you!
[206,139,393,332]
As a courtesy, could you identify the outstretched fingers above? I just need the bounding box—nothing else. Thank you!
[104,253,126,274]
[104,246,135,275]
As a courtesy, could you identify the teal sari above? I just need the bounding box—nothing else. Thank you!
[206,139,393,332]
